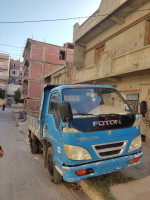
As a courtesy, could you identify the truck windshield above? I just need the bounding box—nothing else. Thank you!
[62,88,133,116]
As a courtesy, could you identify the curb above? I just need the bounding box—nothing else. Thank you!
[80,180,103,200]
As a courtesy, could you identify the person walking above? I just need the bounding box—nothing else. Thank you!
[2,104,5,111]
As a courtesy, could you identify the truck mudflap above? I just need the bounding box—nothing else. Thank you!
[62,152,143,182]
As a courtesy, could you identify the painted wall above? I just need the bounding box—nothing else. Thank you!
[6,84,21,96]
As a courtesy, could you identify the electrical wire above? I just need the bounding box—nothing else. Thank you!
[0,43,23,49]
[0,8,150,24]
[1,8,150,59]
[0,42,74,57]
[0,44,74,60]
[0,50,22,57]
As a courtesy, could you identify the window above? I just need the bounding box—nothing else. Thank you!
[126,93,139,114]
[48,93,60,129]
[59,51,66,60]
[13,64,16,68]
[12,71,16,74]
[95,45,104,63]
[145,20,150,45]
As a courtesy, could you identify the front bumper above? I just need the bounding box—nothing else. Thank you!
[62,152,143,182]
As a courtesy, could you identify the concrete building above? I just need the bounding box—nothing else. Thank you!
[44,62,73,85]
[22,39,74,116]
[6,84,22,106]
[0,53,9,91]
[0,53,9,106]
[6,59,23,106]
[9,59,22,85]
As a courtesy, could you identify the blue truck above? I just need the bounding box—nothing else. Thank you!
[28,84,144,183]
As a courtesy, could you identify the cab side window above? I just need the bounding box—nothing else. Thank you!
[48,93,60,130]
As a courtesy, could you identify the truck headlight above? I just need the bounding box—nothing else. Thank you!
[64,145,92,160]
[128,135,142,153]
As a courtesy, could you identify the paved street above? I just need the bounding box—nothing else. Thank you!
[0,108,89,200]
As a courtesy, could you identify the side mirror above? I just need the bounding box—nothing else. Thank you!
[140,101,147,117]
[59,102,73,125]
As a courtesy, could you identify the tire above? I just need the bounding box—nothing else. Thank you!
[37,142,43,154]
[30,139,38,154]
[47,147,62,184]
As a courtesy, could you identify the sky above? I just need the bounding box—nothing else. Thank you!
[0,0,101,61]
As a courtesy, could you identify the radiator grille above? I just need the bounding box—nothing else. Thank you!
[92,141,127,158]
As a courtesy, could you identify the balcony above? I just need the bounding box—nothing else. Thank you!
[24,70,29,76]
[0,53,9,60]
[113,45,150,76]
[73,45,150,83]
[22,79,28,99]
[24,51,30,60]
[0,65,8,71]
[0,85,6,90]
[0,75,8,81]
[22,70,29,81]
[25,59,29,67]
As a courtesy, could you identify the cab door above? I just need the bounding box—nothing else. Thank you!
[45,92,62,167]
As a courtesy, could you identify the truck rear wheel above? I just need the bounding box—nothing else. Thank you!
[37,142,43,154]
[47,147,62,184]
[30,139,38,154]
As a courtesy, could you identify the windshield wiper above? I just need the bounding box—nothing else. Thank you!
[99,114,122,117]
[74,113,98,116]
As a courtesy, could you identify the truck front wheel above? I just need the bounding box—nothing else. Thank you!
[47,147,62,184]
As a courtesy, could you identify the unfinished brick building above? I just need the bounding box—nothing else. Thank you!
[22,39,74,116]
